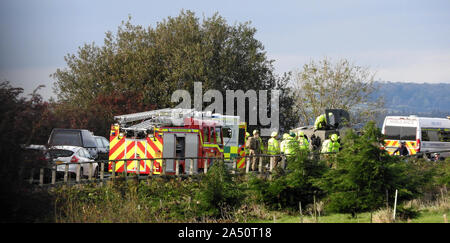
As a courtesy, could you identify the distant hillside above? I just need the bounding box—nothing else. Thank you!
[373,81,450,116]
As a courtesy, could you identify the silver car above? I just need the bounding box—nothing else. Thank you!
[46,145,98,178]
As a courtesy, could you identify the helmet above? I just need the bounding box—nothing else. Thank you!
[253,130,259,135]
[331,134,338,141]
[289,132,296,137]
[271,131,278,137]
[298,131,305,137]
[245,132,250,138]
[328,112,334,117]
[282,133,290,140]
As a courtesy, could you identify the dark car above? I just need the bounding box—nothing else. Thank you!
[94,135,110,160]
[47,128,99,160]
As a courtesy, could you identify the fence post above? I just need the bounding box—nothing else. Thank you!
[175,160,179,176]
[281,155,286,170]
[246,157,250,174]
[135,159,139,176]
[258,155,263,173]
[51,165,56,185]
[148,160,153,179]
[112,161,116,181]
[29,168,34,184]
[64,163,69,185]
[393,189,398,221]
[39,168,44,186]
[269,156,273,172]
[88,162,93,181]
[124,159,128,180]
[162,159,166,175]
[76,163,81,183]
[232,158,236,174]
[204,159,208,174]
[190,159,194,175]
[100,162,104,186]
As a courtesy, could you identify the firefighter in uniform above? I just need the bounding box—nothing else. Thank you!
[328,134,340,153]
[297,131,310,152]
[267,131,280,170]
[314,112,334,130]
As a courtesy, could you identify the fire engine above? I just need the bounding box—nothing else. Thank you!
[108,108,247,175]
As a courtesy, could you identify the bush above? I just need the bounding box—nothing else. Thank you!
[196,161,245,218]
[315,121,415,217]
[250,146,328,210]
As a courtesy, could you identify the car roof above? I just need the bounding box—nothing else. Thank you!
[48,145,83,152]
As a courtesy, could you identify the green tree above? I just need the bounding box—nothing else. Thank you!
[250,145,327,210]
[293,58,383,127]
[196,161,244,218]
[52,10,296,134]
[315,121,413,217]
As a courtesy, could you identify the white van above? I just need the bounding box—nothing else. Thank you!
[381,115,450,158]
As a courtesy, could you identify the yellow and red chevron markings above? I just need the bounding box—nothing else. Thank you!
[384,140,417,155]
[237,144,246,168]
[108,126,163,174]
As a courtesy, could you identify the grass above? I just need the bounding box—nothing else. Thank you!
[252,207,448,223]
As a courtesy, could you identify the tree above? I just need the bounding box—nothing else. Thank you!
[293,58,383,127]
[52,10,296,134]
[315,121,411,217]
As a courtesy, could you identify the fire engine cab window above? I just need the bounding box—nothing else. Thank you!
[203,127,209,143]
[222,127,232,139]
[209,128,214,143]
[215,127,222,144]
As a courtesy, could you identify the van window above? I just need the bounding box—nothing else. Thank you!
[384,126,416,140]
[50,131,82,147]
[422,128,450,142]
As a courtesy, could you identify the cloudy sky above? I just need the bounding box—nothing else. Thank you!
[1,0,449,100]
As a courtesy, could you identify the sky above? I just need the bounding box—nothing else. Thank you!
[1,0,450,100]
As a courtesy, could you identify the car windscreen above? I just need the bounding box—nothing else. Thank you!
[95,137,104,148]
[48,149,74,158]
[384,126,417,140]
[50,131,82,146]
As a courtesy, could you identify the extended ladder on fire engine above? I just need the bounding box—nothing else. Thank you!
[114,108,225,132]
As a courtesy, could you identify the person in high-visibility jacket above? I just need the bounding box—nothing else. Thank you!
[327,134,340,153]
[297,131,310,152]
[283,132,298,157]
[280,133,290,155]
[267,131,280,169]
[314,112,334,130]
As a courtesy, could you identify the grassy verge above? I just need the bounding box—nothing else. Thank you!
[252,205,449,223]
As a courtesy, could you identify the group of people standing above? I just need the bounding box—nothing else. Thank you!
[244,128,341,171]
